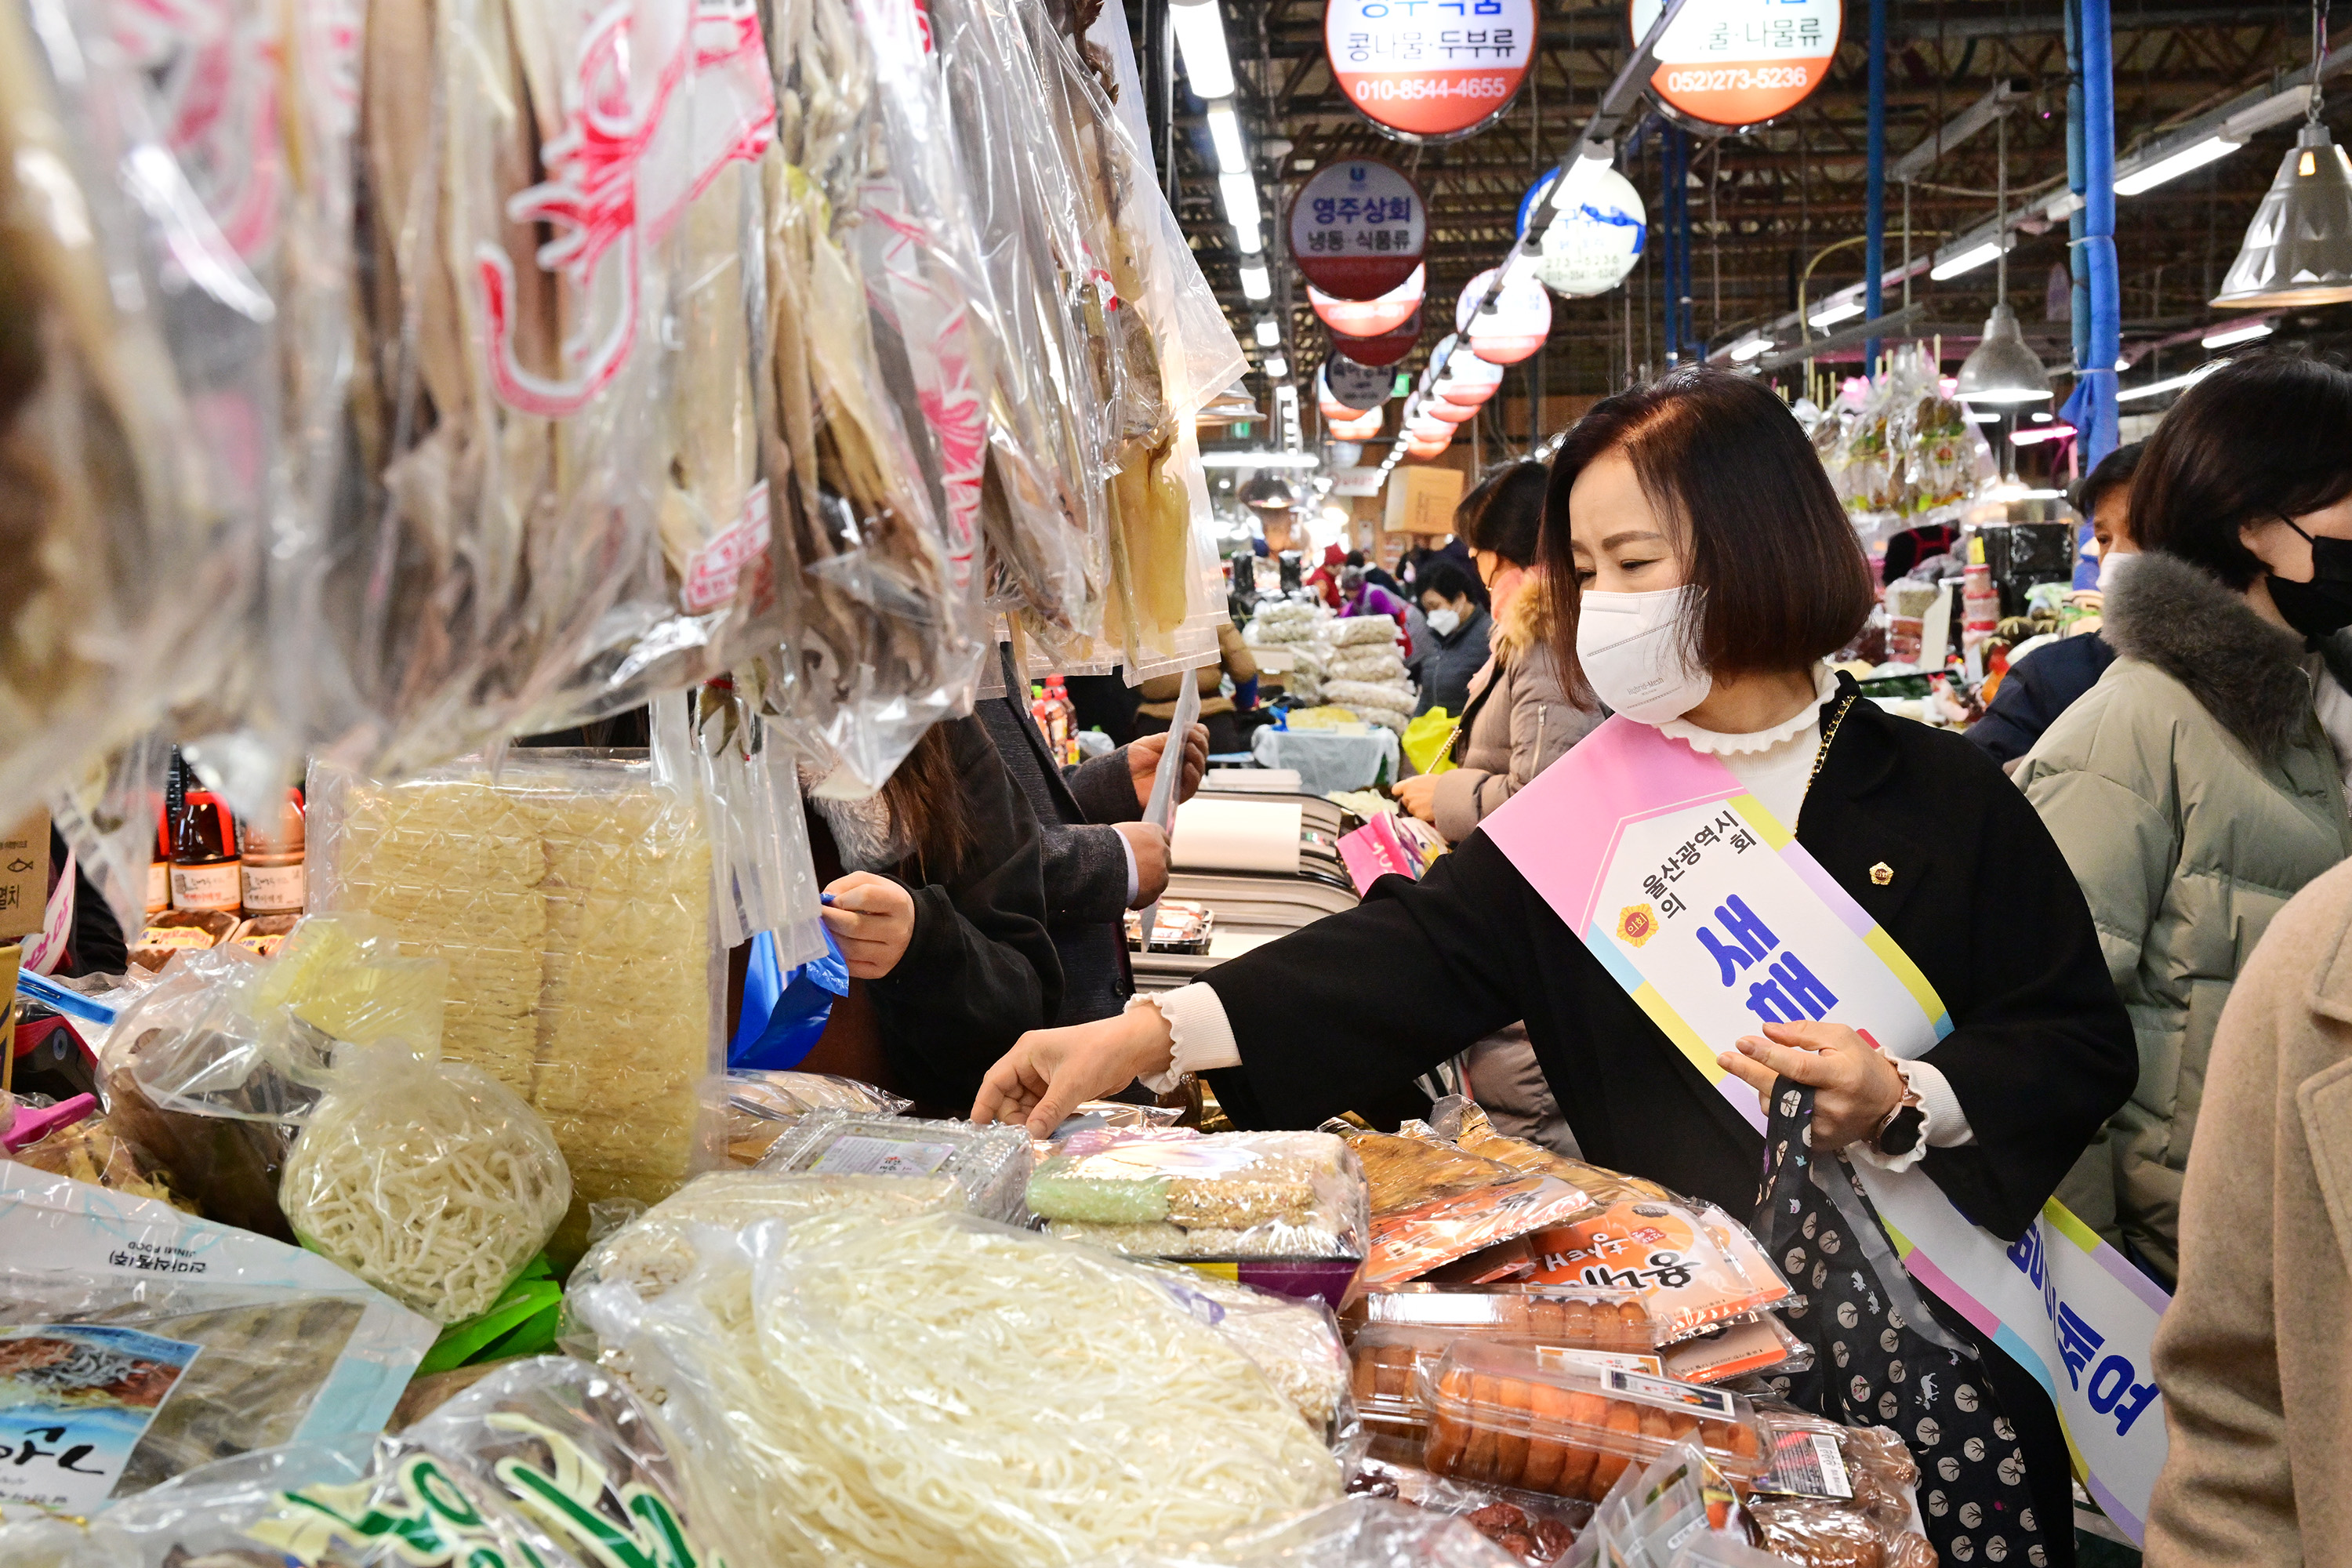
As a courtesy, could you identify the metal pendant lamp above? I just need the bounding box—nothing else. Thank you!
[1236,473,1300,511]
[2214,0,2352,307]
[1957,112,2053,404]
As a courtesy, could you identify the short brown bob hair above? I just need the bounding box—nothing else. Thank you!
[1541,368,1874,686]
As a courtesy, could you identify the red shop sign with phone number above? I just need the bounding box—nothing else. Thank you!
[1324,0,1537,143]
[1628,0,1840,132]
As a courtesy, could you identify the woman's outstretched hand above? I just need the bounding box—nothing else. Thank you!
[1716,1020,1907,1152]
[972,1005,1179,1138]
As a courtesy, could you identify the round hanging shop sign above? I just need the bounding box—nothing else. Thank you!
[1330,305,1423,368]
[1628,0,1840,132]
[1323,354,1396,414]
[1330,407,1387,440]
[1289,160,1428,300]
[1518,166,1648,296]
[1428,334,1505,404]
[1454,267,1553,364]
[1406,432,1454,459]
[1310,266,1425,336]
[1324,0,1537,143]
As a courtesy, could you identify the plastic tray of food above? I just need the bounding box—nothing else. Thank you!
[1745,1406,1934,1567]
[1352,1284,1657,1349]
[1418,1341,1769,1502]
[1126,898,1214,954]
[723,1072,911,1165]
[1347,1454,1590,1567]
[755,1109,1031,1224]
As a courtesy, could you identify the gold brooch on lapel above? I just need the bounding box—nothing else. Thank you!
[1869,862,1894,887]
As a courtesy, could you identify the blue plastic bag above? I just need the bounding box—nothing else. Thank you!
[729,925,851,1070]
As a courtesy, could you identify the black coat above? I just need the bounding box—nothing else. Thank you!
[977,647,1145,1026]
[1203,675,2137,1243]
[1966,633,2118,767]
[861,717,1062,1111]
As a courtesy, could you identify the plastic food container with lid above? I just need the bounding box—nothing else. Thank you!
[1417,1341,1770,1502]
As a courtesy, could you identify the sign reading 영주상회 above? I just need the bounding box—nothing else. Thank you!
[1628,0,1840,132]
[1289,160,1428,301]
[1325,0,1537,142]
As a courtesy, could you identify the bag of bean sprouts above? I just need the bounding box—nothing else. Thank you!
[277,1042,572,1327]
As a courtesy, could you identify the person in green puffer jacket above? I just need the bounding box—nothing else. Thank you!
[2017,355,2352,1287]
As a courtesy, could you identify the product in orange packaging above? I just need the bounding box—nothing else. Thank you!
[1521,1194,1792,1345]
[1343,1128,1595,1287]
[1417,1342,1769,1503]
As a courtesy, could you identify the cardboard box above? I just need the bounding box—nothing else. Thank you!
[1383,464,1465,537]
[0,809,47,942]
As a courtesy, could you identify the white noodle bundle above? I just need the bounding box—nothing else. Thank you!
[280,1057,571,1323]
[572,1212,1340,1568]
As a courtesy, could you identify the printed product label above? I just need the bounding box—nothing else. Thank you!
[241,860,307,913]
[0,1324,203,1512]
[1605,1367,1736,1417]
[1536,1345,1663,1377]
[169,861,242,911]
[1759,1431,1855,1500]
[145,860,169,913]
[137,925,218,952]
[681,481,773,612]
[810,1134,956,1178]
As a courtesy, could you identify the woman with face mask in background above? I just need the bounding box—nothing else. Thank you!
[1406,558,1491,716]
[975,370,2135,1566]
[1966,442,2141,768]
[2017,354,2352,1292]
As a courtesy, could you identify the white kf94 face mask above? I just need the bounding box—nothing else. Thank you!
[1574,586,1714,724]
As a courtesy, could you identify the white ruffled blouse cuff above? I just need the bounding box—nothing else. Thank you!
[1848,1056,1976,1172]
[1127,983,1242,1094]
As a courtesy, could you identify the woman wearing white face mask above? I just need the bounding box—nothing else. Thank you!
[974,371,2133,1566]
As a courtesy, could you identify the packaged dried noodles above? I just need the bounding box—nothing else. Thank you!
[564,1210,1339,1568]
[307,753,720,1264]
[755,1109,1030,1225]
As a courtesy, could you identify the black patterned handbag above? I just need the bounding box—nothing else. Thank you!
[1755,1079,2055,1567]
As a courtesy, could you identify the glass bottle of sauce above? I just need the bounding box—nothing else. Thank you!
[239,789,306,916]
[166,749,241,913]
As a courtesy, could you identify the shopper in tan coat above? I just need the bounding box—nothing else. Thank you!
[2146,857,2352,1566]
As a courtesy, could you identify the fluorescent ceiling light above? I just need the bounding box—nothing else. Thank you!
[1254,319,1281,347]
[2014,488,2068,500]
[2116,360,2227,403]
[2010,423,2076,445]
[2201,319,2274,349]
[1171,1,1233,99]
[1808,299,1864,330]
[1727,333,1773,362]
[1219,172,1261,234]
[1232,219,1264,255]
[1200,451,1319,468]
[1207,103,1248,175]
[1930,240,2005,280]
[1263,355,1290,379]
[1239,262,1272,299]
[2115,134,2243,196]
[1965,410,2002,423]
[2030,410,2052,422]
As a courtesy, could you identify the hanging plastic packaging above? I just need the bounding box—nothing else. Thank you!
[920,0,1117,638]
[0,0,239,836]
[751,0,986,794]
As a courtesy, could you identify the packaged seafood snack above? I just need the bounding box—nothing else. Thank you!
[1419,1344,1770,1503]
[755,1109,1031,1225]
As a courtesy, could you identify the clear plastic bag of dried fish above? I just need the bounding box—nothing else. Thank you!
[331,0,775,780]
[0,0,249,833]
[1018,2,1240,673]
[922,0,1119,642]
[752,0,988,793]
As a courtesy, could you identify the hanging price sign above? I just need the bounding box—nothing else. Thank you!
[1329,306,1424,367]
[1324,354,1396,414]
[1289,160,1428,299]
[1325,0,1538,143]
[1628,0,1841,132]
[1311,266,1426,336]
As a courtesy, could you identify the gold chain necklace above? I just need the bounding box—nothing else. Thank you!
[1794,691,1857,834]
